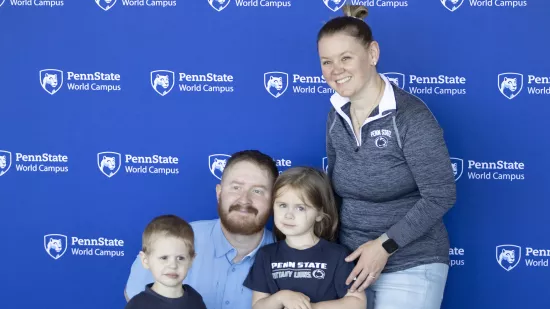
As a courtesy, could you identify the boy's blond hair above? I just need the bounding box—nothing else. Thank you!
[141,214,195,258]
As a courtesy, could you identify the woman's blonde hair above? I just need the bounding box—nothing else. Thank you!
[272,167,339,242]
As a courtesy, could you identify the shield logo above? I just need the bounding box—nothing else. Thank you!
[264,72,289,98]
[39,69,63,95]
[383,72,406,89]
[322,157,329,174]
[44,234,68,260]
[97,151,121,178]
[496,245,522,271]
[0,1,5,7]
[95,0,117,11]
[323,0,346,12]
[209,154,231,180]
[151,70,175,96]
[498,73,523,100]
[440,0,464,12]
[208,0,230,11]
[450,157,463,181]
[0,150,12,177]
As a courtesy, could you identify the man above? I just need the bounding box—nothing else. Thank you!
[124,150,278,309]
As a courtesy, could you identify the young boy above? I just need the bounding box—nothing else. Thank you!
[125,215,207,309]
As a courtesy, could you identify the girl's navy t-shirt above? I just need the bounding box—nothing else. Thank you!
[243,238,356,303]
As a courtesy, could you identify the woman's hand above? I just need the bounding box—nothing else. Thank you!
[345,238,390,293]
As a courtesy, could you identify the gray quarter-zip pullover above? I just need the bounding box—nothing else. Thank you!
[326,74,456,272]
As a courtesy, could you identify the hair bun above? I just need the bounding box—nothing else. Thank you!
[343,4,369,20]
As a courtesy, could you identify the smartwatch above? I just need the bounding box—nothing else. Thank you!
[379,233,399,254]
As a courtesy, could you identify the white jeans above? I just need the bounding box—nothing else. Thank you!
[366,263,449,309]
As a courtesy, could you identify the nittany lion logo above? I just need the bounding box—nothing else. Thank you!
[40,69,63,95]
[208,0,230,11]
[496,245,521,271]
[498,73,523,100]
[383,72,405,89]
[323,0,346,12]
[322,157,328,174]
[0,150,12,177]
[151,70,175,96]
[264,72,289,98]
[209,154,231,180]
[440,0,464,12]
[97,151,121,178]
[312,269,325,279]
[44,234,68,260]
[450,157,463,181]
[96,0,117,11]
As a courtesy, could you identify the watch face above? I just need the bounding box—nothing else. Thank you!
[383,239,398,253]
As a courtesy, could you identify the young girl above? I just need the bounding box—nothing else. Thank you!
[243,167,366,309]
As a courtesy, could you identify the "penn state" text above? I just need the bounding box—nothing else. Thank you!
[408,74,467,96]
[14,152,69,173]
[66,71,122,92]
[350,0,408,8]
[467,159,525,181]
[292,74,334,95]
[178,72,234,94]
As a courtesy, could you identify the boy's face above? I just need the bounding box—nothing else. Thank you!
[140,235,194,289]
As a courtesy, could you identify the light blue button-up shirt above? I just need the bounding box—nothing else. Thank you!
[125,219,275,309]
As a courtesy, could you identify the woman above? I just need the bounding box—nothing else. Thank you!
[318,5,457,309]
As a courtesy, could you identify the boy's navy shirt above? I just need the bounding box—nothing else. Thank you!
[243,238,355,303]
[125,283,207,309]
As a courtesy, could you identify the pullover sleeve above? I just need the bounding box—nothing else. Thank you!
[386,105,457,248]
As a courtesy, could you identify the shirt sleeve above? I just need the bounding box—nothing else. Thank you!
[242,249,274,294]
[326,109,336,180]
[386,102,457,248]
[125,253,154,300]
[333,248,355,298]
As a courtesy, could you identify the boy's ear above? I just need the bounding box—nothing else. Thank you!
[139,251,150,270]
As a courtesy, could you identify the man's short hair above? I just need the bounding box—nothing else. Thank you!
[142,214,195,257]
[223,150,279,182]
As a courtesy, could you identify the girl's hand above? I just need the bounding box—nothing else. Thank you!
[276,290,312,309]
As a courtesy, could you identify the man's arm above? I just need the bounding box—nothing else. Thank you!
[124,253,154,302]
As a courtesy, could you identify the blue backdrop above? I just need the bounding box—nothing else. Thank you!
[1,0,549,308]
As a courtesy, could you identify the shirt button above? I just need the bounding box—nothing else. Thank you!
[225,301,230,305]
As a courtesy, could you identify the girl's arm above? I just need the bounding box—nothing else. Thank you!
[252,290,313,309]
[311,290,366,309]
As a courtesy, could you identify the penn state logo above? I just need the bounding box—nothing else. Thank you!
[95,0,117,11]
[209,154,230,180]
[498,73,523,100]
[383,72,405,89]
[440,0,464,12]
[208,0,230,11]
[450,157,463,181]
[323,0,346,12]
[40,69,63,95]
[312,269,325,279]
[0,150,12,177]
[322,157,328,173]
[44,234,68,260]
[375,136,388,148]
[264,72,288,98]
[151,70,175,96]
[97,151,121,178]
[496,245,521,271]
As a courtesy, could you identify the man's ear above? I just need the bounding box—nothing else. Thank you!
[216,184,221,202]
[139,251,150,270]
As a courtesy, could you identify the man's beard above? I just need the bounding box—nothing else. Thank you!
[218,197,270,235]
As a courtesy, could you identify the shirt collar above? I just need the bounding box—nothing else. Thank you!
[212,218,271,261]
[330,73,397,117]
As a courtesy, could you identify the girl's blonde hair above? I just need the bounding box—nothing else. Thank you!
[272,166,339,242]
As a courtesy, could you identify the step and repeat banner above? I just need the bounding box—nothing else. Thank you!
[0,0,548,308]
